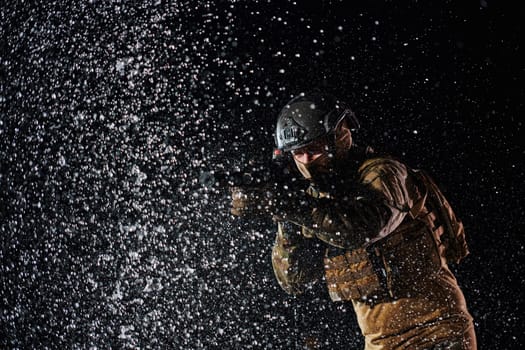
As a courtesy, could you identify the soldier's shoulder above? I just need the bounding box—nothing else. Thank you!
[358,155,407,175]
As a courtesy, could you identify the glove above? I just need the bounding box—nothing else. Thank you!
[230,187,250,217]
[230,184,314,223]
[230,186,274,218]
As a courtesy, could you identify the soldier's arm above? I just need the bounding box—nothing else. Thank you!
[308,190,392,249]
[271,221,325,295]
[278,159,414,250]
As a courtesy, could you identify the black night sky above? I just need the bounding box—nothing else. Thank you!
[1,1,523,349]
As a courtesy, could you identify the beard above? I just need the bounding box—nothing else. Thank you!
[293,144,373,193]
[293,153,339,191]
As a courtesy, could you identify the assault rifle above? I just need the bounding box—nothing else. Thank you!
[198,154,306,193]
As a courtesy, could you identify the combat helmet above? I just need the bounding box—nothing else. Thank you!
[274,92,359,154]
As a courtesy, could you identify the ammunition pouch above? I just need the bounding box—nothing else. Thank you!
[324,247,384,302]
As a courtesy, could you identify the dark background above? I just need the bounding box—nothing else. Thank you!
[1,1,523,349]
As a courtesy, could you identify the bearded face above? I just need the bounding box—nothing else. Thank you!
[291,119,353,184]
[292,137,332,180]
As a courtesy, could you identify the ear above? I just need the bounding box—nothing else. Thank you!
[334,118,353,150]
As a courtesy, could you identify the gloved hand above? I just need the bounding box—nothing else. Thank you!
[230,186,274,218]
[230,184,314,223]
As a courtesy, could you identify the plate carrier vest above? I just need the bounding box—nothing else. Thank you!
[323,168,469,303]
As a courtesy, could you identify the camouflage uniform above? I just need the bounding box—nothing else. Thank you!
[272,156,476,350]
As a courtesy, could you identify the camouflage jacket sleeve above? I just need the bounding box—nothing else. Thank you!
[271,221,325,295]
[278,157,416,250]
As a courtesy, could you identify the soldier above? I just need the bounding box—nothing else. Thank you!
[230,92,477,349]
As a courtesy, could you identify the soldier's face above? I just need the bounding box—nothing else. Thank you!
[292,138,329,165]
[291,138,332,180]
